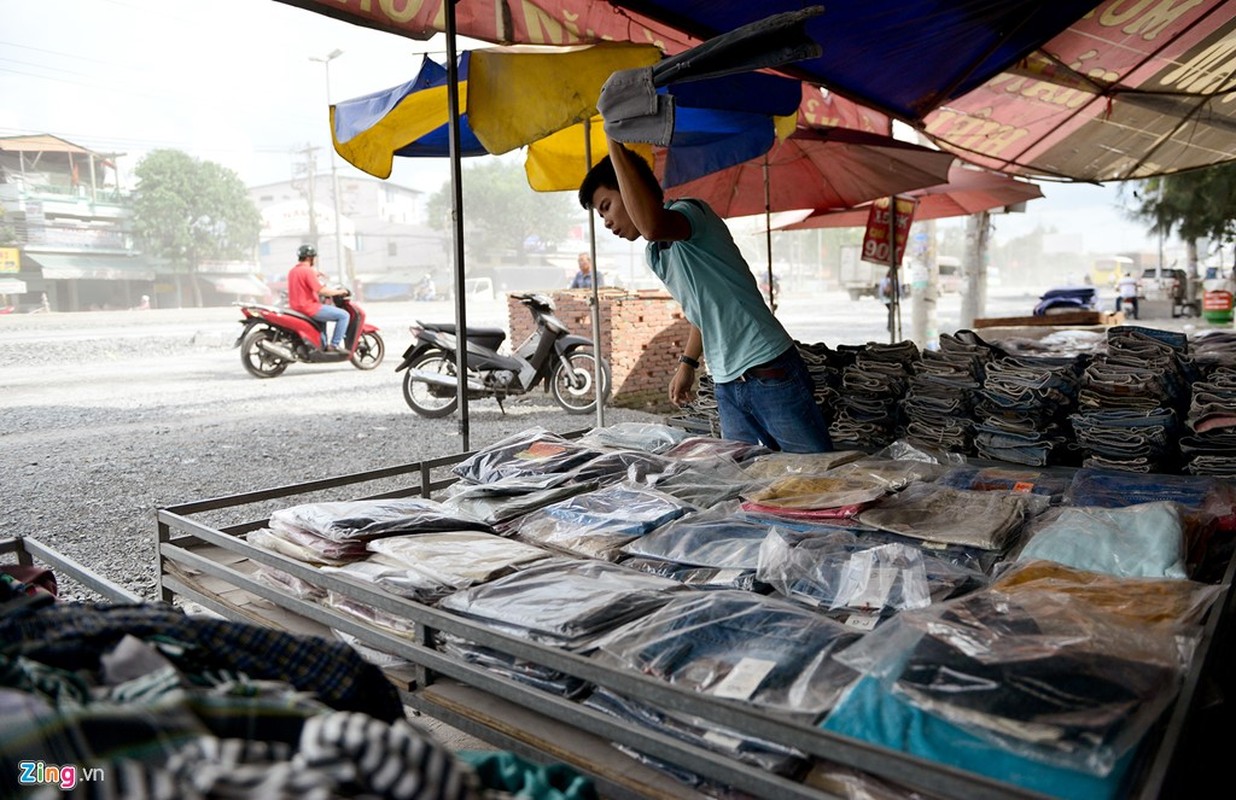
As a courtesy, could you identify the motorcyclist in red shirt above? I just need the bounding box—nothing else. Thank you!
[287,245,350,351]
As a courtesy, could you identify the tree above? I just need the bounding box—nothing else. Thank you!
[1123,163,1236,290]
[131,149,261,307]
[426,157,579,266]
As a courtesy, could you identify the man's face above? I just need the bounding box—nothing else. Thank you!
[591,186,639,241]
[578,254,591,272]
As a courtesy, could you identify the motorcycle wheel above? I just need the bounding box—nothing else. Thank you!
[240,328,289,378]
[402,351,460,418]
[351,331,385,370]
[550,349,611,414]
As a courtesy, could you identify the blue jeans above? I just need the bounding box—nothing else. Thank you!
[715,347,833,452]
[313,304,350,347]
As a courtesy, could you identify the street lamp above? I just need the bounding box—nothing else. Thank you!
[310,48,347,286]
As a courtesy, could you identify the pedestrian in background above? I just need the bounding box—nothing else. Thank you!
[1116,271,1140,319]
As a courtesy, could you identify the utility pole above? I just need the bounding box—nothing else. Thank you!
[292,145,319,251]
[311,48,347,286]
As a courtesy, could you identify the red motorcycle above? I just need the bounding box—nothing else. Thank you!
[234,293,385,378]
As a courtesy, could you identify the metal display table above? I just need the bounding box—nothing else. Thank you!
[152,450,1236,800]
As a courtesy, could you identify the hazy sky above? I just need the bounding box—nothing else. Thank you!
[1,0,1169,256]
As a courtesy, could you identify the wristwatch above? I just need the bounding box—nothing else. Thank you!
[678,354,700,369]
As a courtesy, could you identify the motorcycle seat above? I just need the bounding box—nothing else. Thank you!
[282,308,319,326]
[420,322,506,340]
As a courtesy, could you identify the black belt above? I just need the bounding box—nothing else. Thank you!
[737,358,789,382]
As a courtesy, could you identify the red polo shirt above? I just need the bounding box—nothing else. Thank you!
[288,261,322,316]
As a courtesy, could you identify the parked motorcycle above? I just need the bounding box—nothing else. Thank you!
[234,293,385,378]
[397,292,610,417]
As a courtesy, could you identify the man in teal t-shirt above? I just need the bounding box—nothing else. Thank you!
[579,141,832,452]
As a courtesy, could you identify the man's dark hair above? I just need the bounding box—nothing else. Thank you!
[578,153,663,209]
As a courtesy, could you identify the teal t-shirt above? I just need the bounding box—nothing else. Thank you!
[646,199,792,383]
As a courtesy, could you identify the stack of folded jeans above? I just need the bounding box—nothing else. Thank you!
[665,374,720,436]
[830,341,919,449]
[1192,330,1236,368]
[797,340,842,422]
[1183,365,1236,476]
[901,349,984,454]
[973,354,1086,466]
[1070,326,1189,472]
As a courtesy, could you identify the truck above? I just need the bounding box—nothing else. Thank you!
[839,244,881,300]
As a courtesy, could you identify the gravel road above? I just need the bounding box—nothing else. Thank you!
[0,301,661,602]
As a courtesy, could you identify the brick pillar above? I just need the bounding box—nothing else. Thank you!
[506,289,691,411]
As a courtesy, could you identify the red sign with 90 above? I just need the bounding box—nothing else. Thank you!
[861,197,917,266]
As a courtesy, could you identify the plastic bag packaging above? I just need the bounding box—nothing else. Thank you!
[823,457,949,491]
[827,589,1189,779]
[247,527,361,567]
[584,686,804,776]
[1063,467,1221,510]
[991,560,1221,629]
[323,558,455,603]
[443,477,598,525]
[873,439,968,465]
[757,529,986,617]
[370,531,549,584]
[617,555,764,592]
[332,628,411,670]
[742,450,868,480]
[450,427,601,487]
[252,563,327,600]
[589,590,862,718]
[663,435,770,463]
[619,501,781,569]
[805,760,945,800]
[437,557,683,648]
[742,474,890,510]
[935,465,1072,499]
[639,454,764,507]
[511,482,692,561]
[566,449,674,485]
[269,497,491,543]
[437,631,588,698]
[576,422,688,453]
[1012,501,1189,580]
[856,483,1038,551]
[324,591,419,639]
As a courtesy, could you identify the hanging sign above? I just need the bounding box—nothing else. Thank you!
[861,196,918,266]
[0,248,18,273]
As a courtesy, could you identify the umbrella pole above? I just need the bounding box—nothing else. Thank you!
[584,118,605,429]
[888,196,900,344]
[445,0,469,450]
[763,156,775,314]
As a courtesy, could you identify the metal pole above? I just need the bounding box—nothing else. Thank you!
[444,0,469,451]
[763,156,776,313]
[888,196,900,343]
[311,49,346,286]
[584,118,606,429]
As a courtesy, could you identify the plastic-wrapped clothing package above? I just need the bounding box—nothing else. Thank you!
[437,631,588,698]
[741,474,890,510]
[443,478,599,525]
[935,465,1072,499]
[756,529,987,617]
[741,450,869,480]
[824,590,1191,797]
[247,527,365,567]
[584,685,806,775]
[991,560,1221,628]
[576,421,689,453]
[617,555,765,592]
[1064,467,1222,509]
[663,435,770,462]
[567,448,675,485]
[620,501,797,569]
[872,438,968,466]
[856,483,1037,550]
[252,564,328,601]
[822,457,949,491]
[360,531,551,599]
[450,427,601,487]
[1013,501,1190,579]
[436,557,684,648]
[324,591,421,639]
[588,590,862,718]
[269,497,491,543]
[511,482,692,561]
[639,455,765,507]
